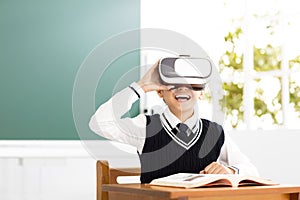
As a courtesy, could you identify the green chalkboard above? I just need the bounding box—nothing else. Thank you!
[0,0,140,139]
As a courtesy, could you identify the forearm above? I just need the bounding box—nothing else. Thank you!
[89,86,139,128]
[89,83,146,150]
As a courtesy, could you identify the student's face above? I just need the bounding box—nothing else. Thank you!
[157,85,204,116]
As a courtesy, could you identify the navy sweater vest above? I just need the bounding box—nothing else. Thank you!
[138,114,225,183]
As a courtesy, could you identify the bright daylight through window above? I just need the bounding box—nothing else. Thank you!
[141,0,300,130]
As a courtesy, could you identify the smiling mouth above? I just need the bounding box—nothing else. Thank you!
[175,94,191,101]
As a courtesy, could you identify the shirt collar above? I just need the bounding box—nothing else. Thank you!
[160,107,199,132]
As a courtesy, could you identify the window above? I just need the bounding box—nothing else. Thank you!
[141,0,300,130]
[219,0,300,130]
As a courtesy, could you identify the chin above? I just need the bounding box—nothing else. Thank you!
[178,105,194,112]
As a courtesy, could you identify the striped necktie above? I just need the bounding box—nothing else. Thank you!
[176,123,192,137]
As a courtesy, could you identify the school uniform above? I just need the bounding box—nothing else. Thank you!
[89,82,259,183]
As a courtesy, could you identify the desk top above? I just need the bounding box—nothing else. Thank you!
[102,184,300,199]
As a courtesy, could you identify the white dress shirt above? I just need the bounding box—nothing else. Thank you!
[89,82,259,176]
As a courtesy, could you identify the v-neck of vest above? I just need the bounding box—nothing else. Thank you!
[160,116,203,150]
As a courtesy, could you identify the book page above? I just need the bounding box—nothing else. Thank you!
[149,173,278,188]
[150,173,232,188]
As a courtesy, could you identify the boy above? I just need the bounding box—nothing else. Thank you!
[89,60,259,183]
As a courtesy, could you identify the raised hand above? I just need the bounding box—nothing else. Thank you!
[137,60,173,92]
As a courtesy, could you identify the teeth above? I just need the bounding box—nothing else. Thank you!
[175,94,190,100]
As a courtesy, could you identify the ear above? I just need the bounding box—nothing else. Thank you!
[198,90,205,100]
[156,90,164,98]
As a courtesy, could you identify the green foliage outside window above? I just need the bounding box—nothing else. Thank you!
[219,26,300,129]
[219,27,244,128]
[289,56,300,116]
[253,45,281,71]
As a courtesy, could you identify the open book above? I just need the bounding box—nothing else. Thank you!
[149,173,278,188]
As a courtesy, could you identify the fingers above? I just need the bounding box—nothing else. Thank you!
[147,60,160,73]
[200,162,234,174]
[158,85,174,91]
[152,60,160,69]
[138,60,171,93]
[202,163,222,174]
[138,82,172,93]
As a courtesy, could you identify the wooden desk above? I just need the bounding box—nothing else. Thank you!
[102,184,300,200]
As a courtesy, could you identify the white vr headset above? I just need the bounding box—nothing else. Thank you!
[158,57,212,89]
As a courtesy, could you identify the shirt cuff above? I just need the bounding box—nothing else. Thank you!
[228,166,240,174]
[129,82,145,98]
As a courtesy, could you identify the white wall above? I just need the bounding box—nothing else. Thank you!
[0,141,97,200]
[0,141,139,200]
[229,130,300,184]
[0,132,299,200]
